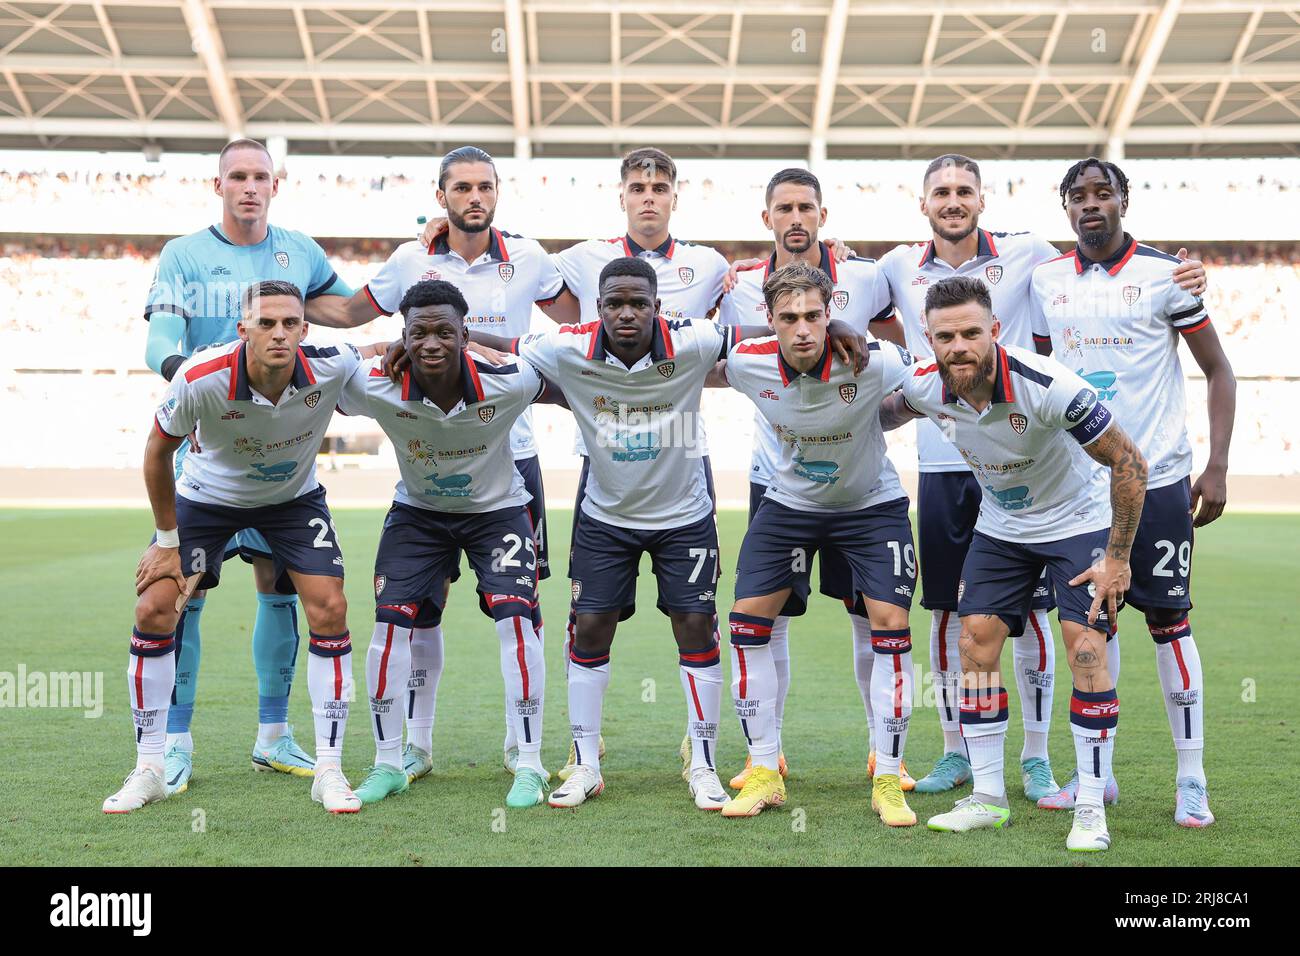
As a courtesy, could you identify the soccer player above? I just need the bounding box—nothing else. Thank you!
[875,154,1207,800]
[881,275,1149,851]
[105,281,367,815]
[142,138,357,795]
[1030,158,1236,827]
[319,146,577,782]
[719,167,907,792]
[337,280,565,809]
[719,262,918,824]
[476,257,868,810]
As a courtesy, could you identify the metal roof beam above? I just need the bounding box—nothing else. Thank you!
[3,116,1296,147]
[1108,0,1182,160]
[810,0,850,167]
[179,0,243,138]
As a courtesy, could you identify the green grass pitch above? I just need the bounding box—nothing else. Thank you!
[0,507,1293,866]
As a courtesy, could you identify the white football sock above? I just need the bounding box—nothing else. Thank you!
[870,629,913,778]
[770,616,790,748]
[166,732,193,753]
[495,606,545,772]
[256,722,288,747]
[729,614,779,770]
[1014,608,1055,761]
[850,615,875,752]
[405,624,443,753]
[961,682,1008,801]
[307,631,353,768]
[931,610,964,754]
[679,648,722,772]
[1070,687,1119,807]
[129,628,175,767]
[367,619,412,769]
[567,646,609,773]
[1151,617,1205,785]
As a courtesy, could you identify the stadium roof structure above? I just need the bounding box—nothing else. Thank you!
[0,0,1297,159]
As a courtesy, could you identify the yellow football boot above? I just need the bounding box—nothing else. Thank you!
[728,753,788,790]
[720,765,787,818]
[871,774,918,827]
[867,750,916,791]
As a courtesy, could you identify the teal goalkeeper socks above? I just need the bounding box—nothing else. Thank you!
[167,597,204,734]
[253,592,300,724]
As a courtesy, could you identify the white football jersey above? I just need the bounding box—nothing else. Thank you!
[718,243,894,484]
[156,340,360,507]
[552,234,727,323]
[900,345,1115,544]
[360,227,564,460]
[339,353,544,513]
[514,317,738,530]
[1030,235,1208,489]
[552,234,728,457]
[725,337,910,513]
[879,228,1062,472]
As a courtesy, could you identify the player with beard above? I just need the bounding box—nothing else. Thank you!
[1030,158,1235,827]
[881,276,1149,851]
[875,155,1207,802]
[718,167,909,793]
[321,146,578,785]
[471,257,870,810]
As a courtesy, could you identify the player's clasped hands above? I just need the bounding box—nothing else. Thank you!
[1069,554,1132,626]
[135,542,187,597]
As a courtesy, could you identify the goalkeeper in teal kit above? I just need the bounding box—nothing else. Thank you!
[142,139,355,795]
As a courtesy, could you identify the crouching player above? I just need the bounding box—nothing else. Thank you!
[339,280,562,809]
[881,275,1148,851]
[105,280,367,814]
[718,262,918,824]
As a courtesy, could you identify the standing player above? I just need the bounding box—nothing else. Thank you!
[475,257,868,810]
[1031,158,1235,826]
[142,138,357,795]
[718,167,905,791]
[106,281,365,814]
[882,276,1149,851]
[876,154,1206,800]
[719,262,918,825]
[324,146,577,782]
[337,280,565,809]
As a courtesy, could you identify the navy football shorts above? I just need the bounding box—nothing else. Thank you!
[1126,478,1194,613]
[512,454,550,581]
[735,496,917,617]
[569,509,719,619]
[918,470,1055,614]
[174,436,279,567]
[172,486,342,595]
[373,501,538,620]
[958,528,1116,636]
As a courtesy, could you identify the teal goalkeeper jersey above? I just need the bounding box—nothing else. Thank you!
[144,223,352,356]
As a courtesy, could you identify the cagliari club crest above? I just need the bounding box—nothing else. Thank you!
[1009,412,1028,435]
[275,251,289,269]
[832,289,849,310]
[985,264,1003,285]
[303,390,321,408]
[678,267,694,285]
[498,262,515,282]
[657,362,675,379]
[839,383,857,404]
[1122,285,1141,306]
[478,404,496,423]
